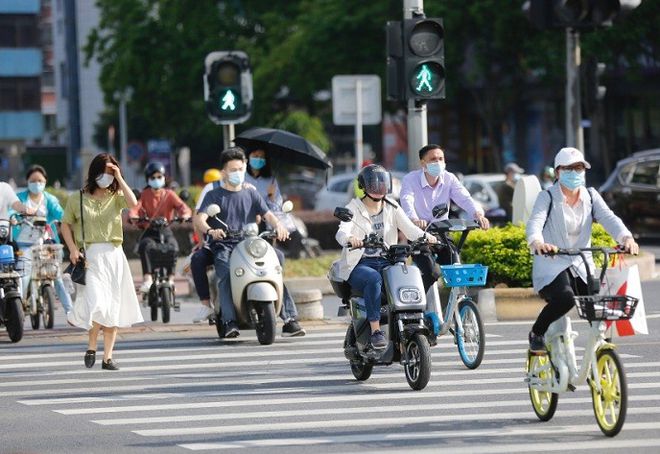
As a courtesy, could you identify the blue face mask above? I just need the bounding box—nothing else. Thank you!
[28,182,45,194]
[148,177,165,189]
[227,170,245,187]
[250,157,266,170]
[426,161,446,178]
[559,170,585,190]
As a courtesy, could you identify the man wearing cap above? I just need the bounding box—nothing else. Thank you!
[525,147,639,353]
[496,162,525,222]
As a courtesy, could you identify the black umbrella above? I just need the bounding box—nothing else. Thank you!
[234,127,332,170]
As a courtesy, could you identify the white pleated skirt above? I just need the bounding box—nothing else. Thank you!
[67,243,144,330]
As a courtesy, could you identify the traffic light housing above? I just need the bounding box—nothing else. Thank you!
[582,58,607,114]
[403,18,445,101]
[386,21,404,101]
[204,51,253,125]
[523,0,642,29]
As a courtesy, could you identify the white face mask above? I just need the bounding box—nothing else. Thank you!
[96,173,114,189]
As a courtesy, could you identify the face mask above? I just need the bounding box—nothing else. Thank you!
[28,182,45,195]
[96,173,114,189]
[249,157,266,170]
[426,161,446,178]
[227,170,245,187]
[559,170,585,190]
[148,177,165,189]
[512,173,522,183]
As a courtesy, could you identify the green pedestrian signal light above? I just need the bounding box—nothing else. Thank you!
[411,62,444,97]
[220,89,238,111]
[204,51,253,125]
[401,18,445,101]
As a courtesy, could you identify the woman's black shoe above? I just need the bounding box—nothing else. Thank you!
[101,359,120,371]
[84,350,96,368]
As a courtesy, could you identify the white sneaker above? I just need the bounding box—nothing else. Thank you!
[192,305,214,323]
[139,279,153,294]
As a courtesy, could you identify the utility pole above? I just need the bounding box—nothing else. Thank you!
[404,0,428,170]
[565,28,583,151]
[115,87,133,175]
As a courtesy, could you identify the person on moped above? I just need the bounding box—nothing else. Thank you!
[194,147,305,338]
[335,164,437,349]
[399,144,490,292]
[12,165,73,314]
[526,147,639,353]
[128,161,192,294]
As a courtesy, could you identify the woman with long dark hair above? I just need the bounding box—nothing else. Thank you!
[61,153,143,370]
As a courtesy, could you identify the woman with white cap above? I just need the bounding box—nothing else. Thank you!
[525,147,639,352]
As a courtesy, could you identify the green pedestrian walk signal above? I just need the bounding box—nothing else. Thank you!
[204,51,252,125]
[403,18,445,101]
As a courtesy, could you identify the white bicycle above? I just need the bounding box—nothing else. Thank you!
[525,247,639,437]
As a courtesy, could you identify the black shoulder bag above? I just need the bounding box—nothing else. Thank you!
[64,190,86,285]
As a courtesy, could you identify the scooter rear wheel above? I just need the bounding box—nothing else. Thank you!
[344,326,373,381]
[5,296,24,343]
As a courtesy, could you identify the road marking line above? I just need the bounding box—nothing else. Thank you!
[135,408,660,436]
[91,394,660,426]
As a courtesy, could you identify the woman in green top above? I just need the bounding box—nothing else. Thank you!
[61,153,143,371]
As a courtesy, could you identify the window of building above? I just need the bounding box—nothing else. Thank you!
[0,78,41,110]
[0,15,38,47]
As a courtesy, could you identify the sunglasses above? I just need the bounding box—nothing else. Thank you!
[559,164,586,172]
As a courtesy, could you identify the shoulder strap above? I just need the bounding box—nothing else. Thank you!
[79,190,86,250]
[542,189,553,229]
[587,187,597,223]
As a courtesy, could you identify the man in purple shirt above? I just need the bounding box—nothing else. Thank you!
[400,144,490,290]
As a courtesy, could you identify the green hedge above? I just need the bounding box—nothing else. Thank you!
[456,223,616,287]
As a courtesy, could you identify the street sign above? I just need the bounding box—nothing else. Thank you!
[332,75,382,126]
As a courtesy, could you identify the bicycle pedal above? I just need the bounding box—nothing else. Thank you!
[528,349,548,356]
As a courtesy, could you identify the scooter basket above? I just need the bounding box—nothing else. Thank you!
[147,243,177,269]
[30,244,63,280]
[440,264,488,287]
[574,294,639,321]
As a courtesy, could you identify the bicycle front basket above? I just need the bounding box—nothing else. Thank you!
[574,294,639,321]
[440,264,488,288]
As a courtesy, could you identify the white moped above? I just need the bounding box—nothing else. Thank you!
[204,202,292,345]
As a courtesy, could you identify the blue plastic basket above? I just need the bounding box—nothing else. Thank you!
[440,264,488,287]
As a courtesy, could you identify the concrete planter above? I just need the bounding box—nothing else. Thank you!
[290,288,324,320]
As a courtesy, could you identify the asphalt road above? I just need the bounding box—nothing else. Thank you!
[1,282,659,454]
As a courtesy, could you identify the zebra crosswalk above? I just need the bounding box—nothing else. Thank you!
[1,322,660,453]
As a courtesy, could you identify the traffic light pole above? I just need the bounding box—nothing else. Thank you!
[565,28,584,152]
[404,0,428,170]
[222,124,235,151]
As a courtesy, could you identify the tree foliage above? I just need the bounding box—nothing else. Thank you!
[85,0,660,162]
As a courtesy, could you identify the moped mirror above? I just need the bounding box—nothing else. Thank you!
[432,204,449,219]
[282,200,294,213]
[334,207,353,222]
[206,204,221,217]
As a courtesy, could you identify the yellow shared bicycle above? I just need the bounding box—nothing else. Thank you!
[525,247,639,437]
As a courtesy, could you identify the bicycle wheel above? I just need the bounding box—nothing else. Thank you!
[527,352,558,421]
[42,284,55,329]
[591,349,627,437]
[160,286,172,324]
[455,298,485,369]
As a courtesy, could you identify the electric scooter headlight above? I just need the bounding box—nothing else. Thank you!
[399,287,421,303]
[247,238,269,259]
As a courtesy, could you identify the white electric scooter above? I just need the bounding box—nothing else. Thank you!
[204,202,293,345]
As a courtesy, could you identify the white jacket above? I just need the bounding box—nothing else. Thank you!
[333,197,431,281]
